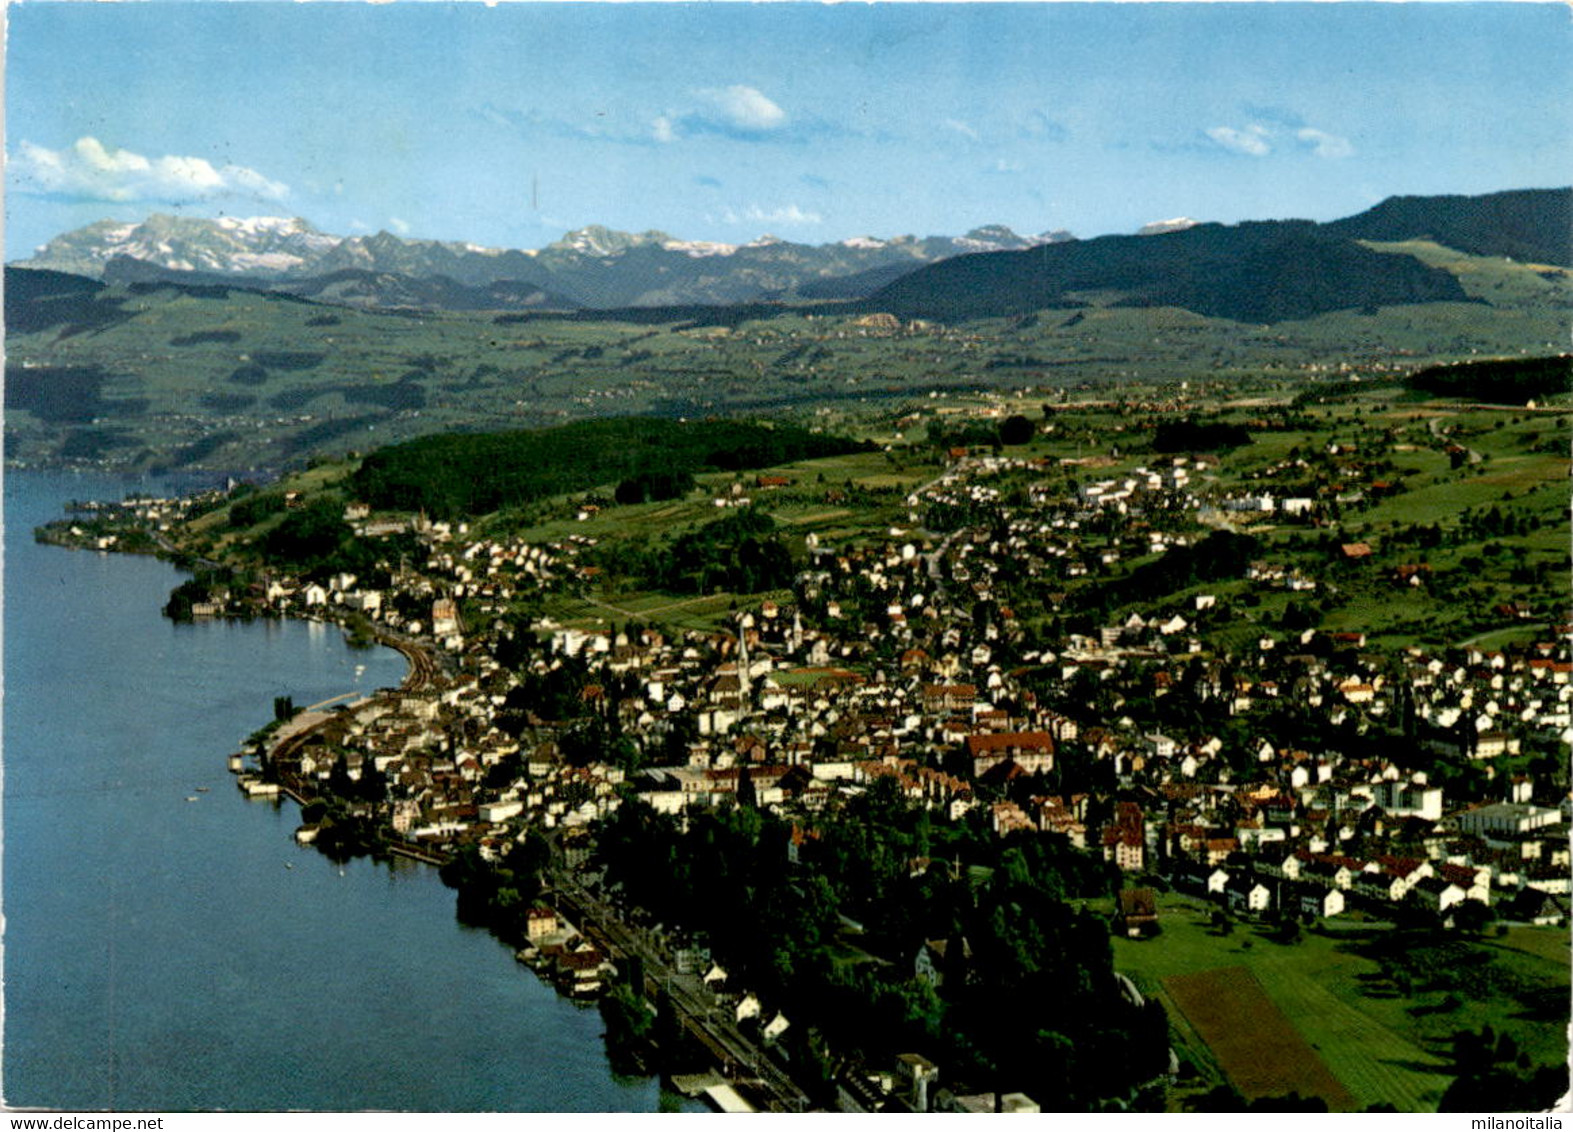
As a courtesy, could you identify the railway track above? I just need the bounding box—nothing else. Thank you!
[551,871,808,1111]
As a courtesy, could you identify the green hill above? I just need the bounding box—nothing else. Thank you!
[867,221,1470,323]
[349,417,871,519]
[6,222,1568,476]
[1327,188,1571,267]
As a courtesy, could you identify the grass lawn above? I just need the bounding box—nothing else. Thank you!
[790,450,928,483]
[765,665,863,687]
[1455,624,1547,651]
[1362,457,1569,527]
[540,588,776,634]
[772,506,858,527]
[480,445,924,549]
[1483,925,1571,966]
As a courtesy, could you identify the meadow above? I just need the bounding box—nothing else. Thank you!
[1102,892,1569,1112]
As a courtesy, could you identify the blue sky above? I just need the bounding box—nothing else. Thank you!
[6,3,1570,256]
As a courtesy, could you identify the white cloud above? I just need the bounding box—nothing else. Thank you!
[388,217,412,235]
[720,203,823,227]
[11,137,289,202]
[1297,127,1354,159]
[697,85,788,132]
[943,118,981,142]
[1206,125,1272,157]
[652,85,809,144]
[1204,118,1352,160]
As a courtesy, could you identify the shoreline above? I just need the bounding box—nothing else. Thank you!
[239,624,805,1108]
[13,469,728,1112]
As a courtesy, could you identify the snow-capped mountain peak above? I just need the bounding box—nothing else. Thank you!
[214,215,316,236]
[1138,217,1201,236]
[15,213,1082,309]
[661,238,740,258]
[21,213,345,278]
[946,225,1076,254]
[550,225,675,258]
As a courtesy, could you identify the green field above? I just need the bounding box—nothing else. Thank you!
[1107,893,1570,1112]
[537,590,775,635]
[1164,965,1355,1109]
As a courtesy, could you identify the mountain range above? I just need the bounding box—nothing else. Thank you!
[7,186,1567,475]
[16,215,1076,311]
[10,188,1568,324]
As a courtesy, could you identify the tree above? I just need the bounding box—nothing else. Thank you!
[1451,899,1496,935]
[736,764,758,809]
[1440,1026,1568,1112]
[261,498,352,566]
[999,414,1036,445]
[615,468,695,505]
[598,980,656,1074]
[1250,1092,1329,1112]
[1193,1084,1247,1112]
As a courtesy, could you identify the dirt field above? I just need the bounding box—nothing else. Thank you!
[1164,965,1357,1110]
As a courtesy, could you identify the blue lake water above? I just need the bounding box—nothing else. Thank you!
[3,470,677,1111]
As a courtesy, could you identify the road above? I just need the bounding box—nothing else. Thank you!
[150,528,225,572]
[911,455,974,609]
[921,526,968,608]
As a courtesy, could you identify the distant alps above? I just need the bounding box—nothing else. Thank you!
[14,188,1567,316]
[15,214,1078,310]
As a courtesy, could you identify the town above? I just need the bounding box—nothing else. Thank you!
[39,384,1571,1113]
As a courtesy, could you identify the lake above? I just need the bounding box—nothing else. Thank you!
[3,470,679,1111]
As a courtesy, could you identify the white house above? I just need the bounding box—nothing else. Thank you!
[1299,887,1344,919]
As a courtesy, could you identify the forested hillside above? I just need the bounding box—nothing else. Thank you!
[349,417,871,518]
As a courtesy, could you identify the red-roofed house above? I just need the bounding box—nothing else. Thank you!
[966,731,1054,777]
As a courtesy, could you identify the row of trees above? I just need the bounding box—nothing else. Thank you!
[1407,354,1570,403]
[1150,418,1252,453]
